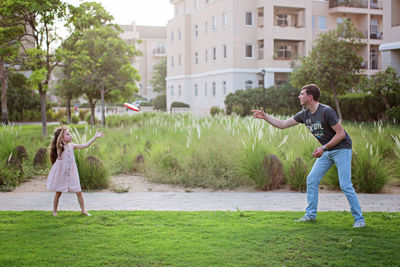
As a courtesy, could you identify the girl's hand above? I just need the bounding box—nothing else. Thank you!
[95,131,104,138]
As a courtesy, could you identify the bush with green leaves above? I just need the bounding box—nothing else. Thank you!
[151,94,166,111]
[210,106,224,116]
[287,158,308,191]
[76,155,109,190]
[78,109,90,120]
[171,101,190,108]
[386,105,400,123]
[71,114,79,124]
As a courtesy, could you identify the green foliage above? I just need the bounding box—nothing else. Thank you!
[75,155,109,190]
[209,106,224,116]
[386,105,400,123]
[290,20,365,120]
[287,158,308,191]
[363,66,400,109]
[225,83,300,117]
[351,146,388,193]
[171,101,190,108]
[0,162,20,191]
[150,58,166,93]
[79,109,90,120]
[151,94,166,111]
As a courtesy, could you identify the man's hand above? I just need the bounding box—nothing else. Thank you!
[313,147,324,158]
[252,109,267,120]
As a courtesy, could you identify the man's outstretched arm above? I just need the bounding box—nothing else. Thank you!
[252,109,299,129]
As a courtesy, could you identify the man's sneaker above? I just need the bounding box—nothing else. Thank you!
[294,215,316,222]
[353,221,366,228]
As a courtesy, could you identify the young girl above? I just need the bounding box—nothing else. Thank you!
[47,126,104,216]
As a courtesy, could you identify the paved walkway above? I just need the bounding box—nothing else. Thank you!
[1,192,399,212]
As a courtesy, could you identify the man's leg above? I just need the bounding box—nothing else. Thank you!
[333,149,365,223]
[304,153,333,219]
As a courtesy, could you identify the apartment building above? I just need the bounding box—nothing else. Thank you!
[379,0,400,73]
[120,22,167,100]
[167,0,386,114]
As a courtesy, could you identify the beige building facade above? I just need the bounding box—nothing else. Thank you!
[167,0,387,114]
[379,0,400,74]
[120,22,167,100]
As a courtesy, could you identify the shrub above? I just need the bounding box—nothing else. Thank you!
[15,145,29,162]
[210,106,224,116]
[79,109,90,121]
[262,154,285,190]
[76,155,109,190]
[157,153,181,174]
[152,94,166,111]
[287,158,308,191]
[352,148,388,193]
[71,115,79,124]
[0,163,20,191]
[33,148,48,169]
[171,101,190,108]
[386,105,400,123]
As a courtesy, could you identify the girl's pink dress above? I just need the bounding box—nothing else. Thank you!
[46,143,81,192]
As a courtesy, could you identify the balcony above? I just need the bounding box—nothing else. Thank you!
[329,0,368,8]
[273,40,305,60]
[370,0,383,9]
[274,7,305,28]
[153,47,166,57]
[370,31,383,39]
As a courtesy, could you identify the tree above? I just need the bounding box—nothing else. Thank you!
[365,67,400,109]
[66,25,140,126]
[58,2,114,124]
[0,2,25,124]
[2,0,68,136]
[150,58,167,93]
[290,20,365,121]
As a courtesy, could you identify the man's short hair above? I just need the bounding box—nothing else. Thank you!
[301,84,320,101]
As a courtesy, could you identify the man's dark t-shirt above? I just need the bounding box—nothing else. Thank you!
[293,104,352,150]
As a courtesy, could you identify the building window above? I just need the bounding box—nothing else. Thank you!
[171,56,174,67]
[194,84,198,96]
[178,28,181,40]
[276,45,291,59]
[245,12,253,26]
[195,0,199,10]
[171,31,174,42]
[212,16,217,30]
[178,54,181,66]
[222,81,227,95]
[204,83,207,96]
[245,44,253,58]
[195,52,199,64]
[195,25,198,37]
[205,50,208,63]
[312,16,316,29]
[258,40,264,60]
[205,21,208,34]
[212,47,216,61]
[318,16,326,30]
[245,80,253,90]
[212,82,216,96]
[171,86,174,96]
[276,14,288,26]
[178,85,182,96]
[223,13,228,28]
[223,44,227,59]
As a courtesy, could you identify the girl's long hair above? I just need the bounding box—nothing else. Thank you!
[50,128,65,165]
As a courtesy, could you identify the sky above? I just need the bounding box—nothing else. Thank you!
[65,0,174,26]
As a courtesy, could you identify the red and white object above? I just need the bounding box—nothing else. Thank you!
[124,103,140,112]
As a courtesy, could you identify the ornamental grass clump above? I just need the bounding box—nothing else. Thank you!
[287,158,308,191]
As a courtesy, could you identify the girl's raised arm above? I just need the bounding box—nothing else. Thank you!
[73,132,104,149]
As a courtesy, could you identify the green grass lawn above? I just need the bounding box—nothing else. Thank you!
[1,211,399,266]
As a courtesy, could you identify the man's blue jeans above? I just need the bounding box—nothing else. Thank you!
[305,149,365,222]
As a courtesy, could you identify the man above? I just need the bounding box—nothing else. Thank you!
[252,84,366,228]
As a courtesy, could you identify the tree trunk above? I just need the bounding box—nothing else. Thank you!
[89,99,95,127]
[381,95,391,109]
[39,85,48,137]
[332,87,343,122]
[0,61,9,125]
[67,98,71,124]
[101,84,105,127]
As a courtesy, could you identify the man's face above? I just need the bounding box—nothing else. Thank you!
[298,89,311,105]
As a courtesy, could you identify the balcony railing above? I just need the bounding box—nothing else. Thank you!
[153,47,166,54]
[370,31,383,39]
[370,0,383,9]
[329,0,368,8]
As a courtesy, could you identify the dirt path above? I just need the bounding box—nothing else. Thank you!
[12,174,400,194]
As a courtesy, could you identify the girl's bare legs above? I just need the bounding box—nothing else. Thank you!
[76,191,91,216]
[53,192,62,216]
